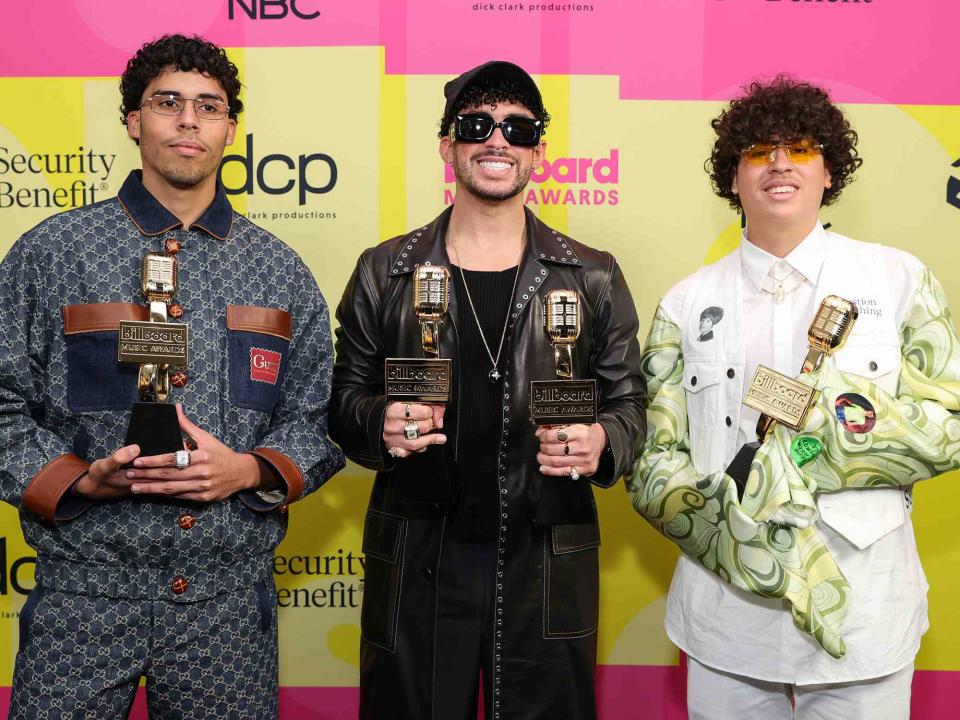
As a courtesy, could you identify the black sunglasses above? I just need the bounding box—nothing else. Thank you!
[452,114,542,147]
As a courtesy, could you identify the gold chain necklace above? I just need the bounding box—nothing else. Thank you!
[450,223,526,382]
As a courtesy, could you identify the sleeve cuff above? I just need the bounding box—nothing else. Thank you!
[23,454,90,525]
[247,448,304,505]
[590,420,622,488]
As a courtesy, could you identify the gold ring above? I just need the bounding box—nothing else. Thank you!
[569,466,580,481]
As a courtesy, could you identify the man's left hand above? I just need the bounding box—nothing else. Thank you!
[536,423,607,479]
[125,404,262,502]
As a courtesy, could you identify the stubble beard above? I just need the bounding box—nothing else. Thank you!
[454,151,531,202]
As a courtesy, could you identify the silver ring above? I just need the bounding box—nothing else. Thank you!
[557,427,568,443]
[569,465,580,481]
[404,403,412,419]
[388,446,402,458]
[404,419,420,440]
[173,450,191,470]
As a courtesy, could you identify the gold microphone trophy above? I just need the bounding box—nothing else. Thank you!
[529,290,598,426]
[384,265,453,406]
[385,265,454,502]
[726,295,859,496]
[117,252,189,456]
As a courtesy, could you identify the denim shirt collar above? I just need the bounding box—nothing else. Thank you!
[117,170,234,241]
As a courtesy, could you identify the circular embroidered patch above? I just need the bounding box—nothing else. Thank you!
[835,393,876,434]
[790,436,823,467]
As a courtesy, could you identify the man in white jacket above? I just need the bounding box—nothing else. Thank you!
[629,76,960,718]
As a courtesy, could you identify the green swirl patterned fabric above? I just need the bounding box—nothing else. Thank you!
[627,269,960,657]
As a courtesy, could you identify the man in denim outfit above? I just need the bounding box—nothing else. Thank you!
[0,34,343,718]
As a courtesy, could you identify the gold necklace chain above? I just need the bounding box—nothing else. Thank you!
[450,223,526,382]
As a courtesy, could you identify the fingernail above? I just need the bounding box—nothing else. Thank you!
[539,466,547,473]
[126,470,136,479]
[437,435,447,443]
[131,485,141,493]
[133,459,142,467]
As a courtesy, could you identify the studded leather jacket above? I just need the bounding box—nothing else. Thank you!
[330,207,645,718]
[0,171,344,602]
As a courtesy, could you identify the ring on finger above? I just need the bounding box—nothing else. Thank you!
[569,465,580,481]
[557,427,568,443]
[404,403,412,419]
[563,442,570,456]
[388,446,402,458]
[173,450,191,470]
[404,419,420,440]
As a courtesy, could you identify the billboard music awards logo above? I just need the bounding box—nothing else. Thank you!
[0,146,116,210]
[444,149,620,207]
[273,546,364,609]
[220,133,338,221]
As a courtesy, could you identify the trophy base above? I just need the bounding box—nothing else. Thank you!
[393,444,455,504]
[724,441,760,502]
[124,402,184,459]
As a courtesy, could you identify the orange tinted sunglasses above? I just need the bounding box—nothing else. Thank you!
[741,139,823,165]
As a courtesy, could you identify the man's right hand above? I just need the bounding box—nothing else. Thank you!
[383,402,446,459]
[73,444,142,500]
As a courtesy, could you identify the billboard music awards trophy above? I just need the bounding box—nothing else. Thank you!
[529,289,598,430]
[117,252,189,457]
[726,295,859,497]
[384,265,454,500]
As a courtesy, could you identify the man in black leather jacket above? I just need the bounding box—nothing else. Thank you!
[330,60,645,720]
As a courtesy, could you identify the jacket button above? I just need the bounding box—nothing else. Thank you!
[171,576,189,594]
[727,368,735,378]
[691,376,697,386]
[178,513,195,530]
[164,238,181,254]
[169,303,184,319]
[869,361,878,372]
[170,370,188,388]
[725,416,732,427]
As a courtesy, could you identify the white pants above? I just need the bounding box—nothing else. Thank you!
[686,657,914,720]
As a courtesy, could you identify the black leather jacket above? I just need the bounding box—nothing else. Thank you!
[330,207,646,718]
[331,206,644,518]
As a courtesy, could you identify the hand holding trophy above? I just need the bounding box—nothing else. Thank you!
[726,295,859,497]
[117,251,189,458]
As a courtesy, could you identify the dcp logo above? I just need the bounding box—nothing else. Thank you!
[220,134,338,206]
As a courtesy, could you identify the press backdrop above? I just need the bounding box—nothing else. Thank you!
[2,1,960,717]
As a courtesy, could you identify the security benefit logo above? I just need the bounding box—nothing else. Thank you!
[220,133,338,222]
[274,547,363,609]
[444,149,620,207]
[0,146,117,209]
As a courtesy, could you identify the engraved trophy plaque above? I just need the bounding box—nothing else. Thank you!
[118,252,189,457]
[727,295,859,496]
[384,265,453,404]
[530,290,598,426]
[386,265,455,502]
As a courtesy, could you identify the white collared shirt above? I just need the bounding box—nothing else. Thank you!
[658,223,929,684]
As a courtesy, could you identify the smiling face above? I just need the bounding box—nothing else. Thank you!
[732,141,832,235]
[439,101,544,203]
[126,68,236,196]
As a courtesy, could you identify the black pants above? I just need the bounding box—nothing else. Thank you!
[433,539,496,720]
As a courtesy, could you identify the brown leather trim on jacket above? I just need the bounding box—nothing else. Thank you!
[63,303,148,334]
[226,305,293,340]
[23,454,90,524]
[248,448,304,503]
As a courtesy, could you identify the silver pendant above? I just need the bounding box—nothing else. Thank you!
[489,368,502,382]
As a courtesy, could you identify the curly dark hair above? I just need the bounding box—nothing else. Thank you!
[120,34,243,129]
[708,75,861,210]
[438,77,551,139]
